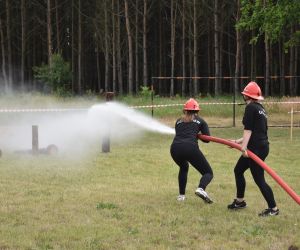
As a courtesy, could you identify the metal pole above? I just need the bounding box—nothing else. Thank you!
[151,79,154,117]
[102,92,114,153]
[32,125,39,154]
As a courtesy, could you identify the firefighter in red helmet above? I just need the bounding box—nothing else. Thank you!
[170,98,214,203]
[228,81,279,216]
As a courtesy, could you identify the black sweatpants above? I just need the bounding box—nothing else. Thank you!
[234,145,276,208]
[170,143,213,195]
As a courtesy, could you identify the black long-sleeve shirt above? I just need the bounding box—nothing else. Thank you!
[172,116,210,145]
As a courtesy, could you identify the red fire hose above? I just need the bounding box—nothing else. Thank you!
[198,134,300,206]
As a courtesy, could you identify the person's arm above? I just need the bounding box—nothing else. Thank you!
[240,129,252,157]
[199,118,210,143]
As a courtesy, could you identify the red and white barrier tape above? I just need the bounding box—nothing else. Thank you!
[130,101,300,109]
[0,101,300,113]
[0,108,87,113]
[129,103,183,109]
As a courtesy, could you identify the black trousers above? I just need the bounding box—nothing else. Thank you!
[234,144,276,208]
[170,143,213,195]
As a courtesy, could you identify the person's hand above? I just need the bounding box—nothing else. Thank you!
[241,148,249,158]
[228,139,237,148]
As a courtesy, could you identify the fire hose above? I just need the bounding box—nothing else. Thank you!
[198,134,300,206]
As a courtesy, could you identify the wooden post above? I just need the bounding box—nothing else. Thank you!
[290,107,294,141]
[102,92,114,153]
[32,125,39,154]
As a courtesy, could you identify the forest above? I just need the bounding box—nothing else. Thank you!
[0,0,299,97]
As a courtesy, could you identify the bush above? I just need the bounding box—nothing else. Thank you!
[33,54,72,96]
[139,86,152,98]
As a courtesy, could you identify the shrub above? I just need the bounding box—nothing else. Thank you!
[139,86,152,98]
[33,53,72,96]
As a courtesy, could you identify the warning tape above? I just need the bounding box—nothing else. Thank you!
[0,101,300,113]
[130,101,300,109]
[152,76,300,80]
[0,108,87,113]
[264,101,300,105]
[130,103,184,109]
[129,102,245,109]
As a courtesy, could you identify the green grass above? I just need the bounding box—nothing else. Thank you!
[0,127,299,249]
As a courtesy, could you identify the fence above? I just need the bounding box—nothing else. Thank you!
[151,76,300,126]
[1,100,300,129]
[289,108,300,140]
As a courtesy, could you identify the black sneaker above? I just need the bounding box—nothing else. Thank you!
[227,199,247,209]
[258,208,279,217]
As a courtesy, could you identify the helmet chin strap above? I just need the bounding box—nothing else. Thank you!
[243,95,249,103]
[243,95,256,103]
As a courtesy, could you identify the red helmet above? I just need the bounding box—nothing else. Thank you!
[183,98,200,111]
[241,81,264,100]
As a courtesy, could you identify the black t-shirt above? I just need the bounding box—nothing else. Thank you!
[243,102,269,149]
[172,115,210,145]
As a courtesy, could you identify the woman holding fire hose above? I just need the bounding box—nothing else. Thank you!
[170,98,214,203]
[228,81,279,216]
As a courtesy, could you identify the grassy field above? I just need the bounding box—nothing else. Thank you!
[0,126,299,249]
[0,94,300,249]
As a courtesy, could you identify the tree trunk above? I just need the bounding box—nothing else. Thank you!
[289,44,294,96]
[181,0,186,96]
[78,0,82,94]
[188,3,193,96]
[158,1,163,95]
[55,0,61,53]
[270,45,275,95]
[294,46,298,95]
[250,31,254,79]
[21,0,26,88]
[0,17,8,91]
[170,0,176,96]
[124,0,133,95]
[240,37,245,88]
[207,19,211,95]
[219,1,225,93]
[279,39,285,95]
[228,20,233,92]
[47,0,53,66]
[234,0,241,96]
[117,0,123,95]
[71,0,75,93]
[32,13,37,91]
[264,34,270,96]
[214,0,220,95]
[96,41,101,92]
[143,0,148,87]
[112,0,116,93]
[6,0,13,88]
[219,25,224,93]
[135,0,139,93]
[193,0,199,96]
[104,0,110,92]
